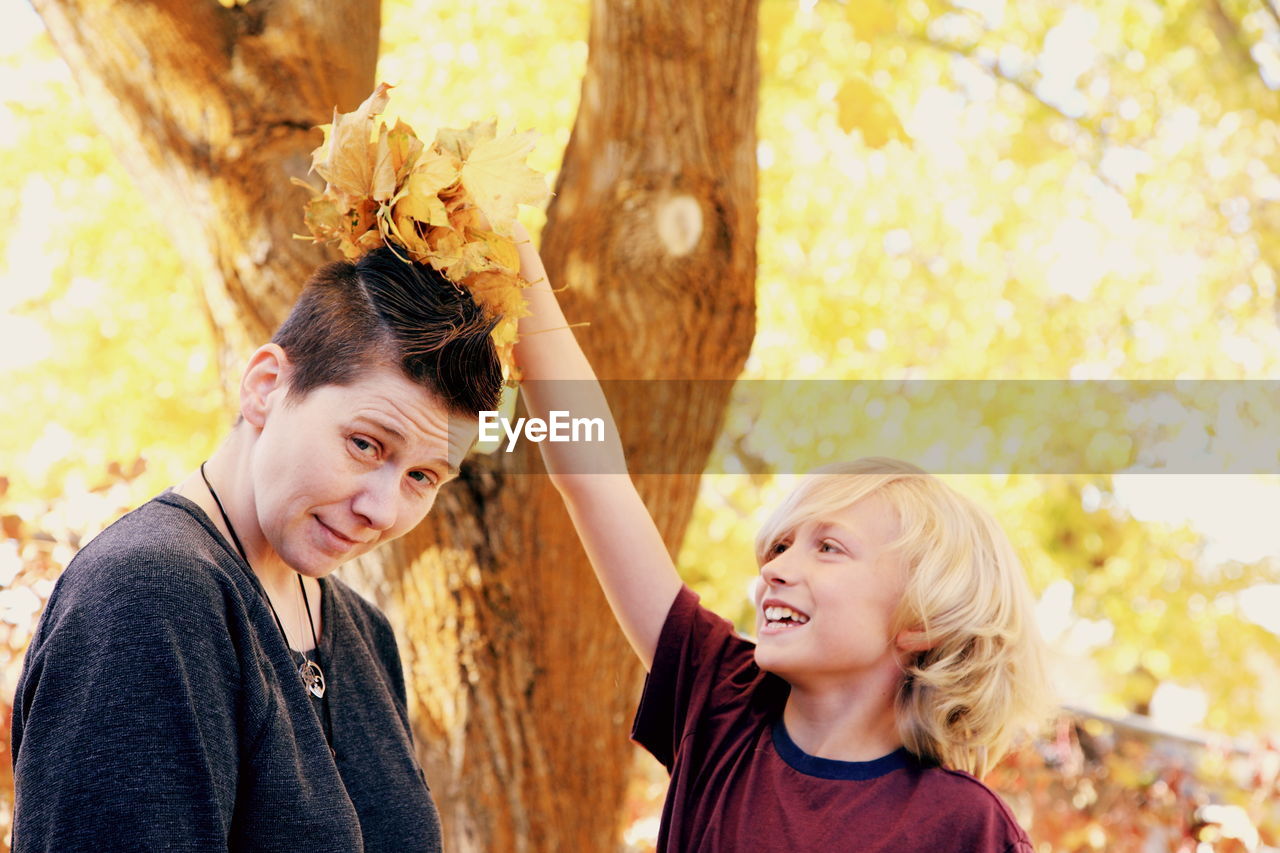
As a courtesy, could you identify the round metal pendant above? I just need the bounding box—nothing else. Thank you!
[300,659,326,699]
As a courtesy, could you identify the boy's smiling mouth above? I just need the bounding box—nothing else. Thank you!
[761,600,810,632]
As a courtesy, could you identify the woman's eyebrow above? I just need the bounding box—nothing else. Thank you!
[353,414,406,443]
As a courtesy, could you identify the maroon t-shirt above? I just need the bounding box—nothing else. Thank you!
[631,586,1034,853]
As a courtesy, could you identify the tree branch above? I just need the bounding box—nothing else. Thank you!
[898,30,1128,195]
[900,30,1105,136]
[1206,0,1268,81]
[1263,0,1280,32]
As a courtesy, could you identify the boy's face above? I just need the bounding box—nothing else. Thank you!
[752,494,910,690]
[247,361,478,578]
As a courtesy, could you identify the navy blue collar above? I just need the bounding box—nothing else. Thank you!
[771,721,916,780]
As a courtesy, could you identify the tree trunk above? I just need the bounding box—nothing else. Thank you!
[399,2,759,848]
[34,0,758,849]
[30,0,380,367]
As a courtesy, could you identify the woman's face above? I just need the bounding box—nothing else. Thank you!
[247,363,478,577]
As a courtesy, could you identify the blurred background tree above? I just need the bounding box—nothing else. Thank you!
[4,0,1280,850]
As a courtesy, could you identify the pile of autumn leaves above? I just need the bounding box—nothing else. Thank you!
[297,83,549,375]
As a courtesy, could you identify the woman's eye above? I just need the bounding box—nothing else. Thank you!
[770,541,789,556]
[407,470,436,486]
[819,539,842,554]
[351,436,377,456]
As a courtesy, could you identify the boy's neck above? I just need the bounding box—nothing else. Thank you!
[781,672,903,762]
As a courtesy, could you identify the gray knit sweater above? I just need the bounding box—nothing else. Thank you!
[11,493,443,852]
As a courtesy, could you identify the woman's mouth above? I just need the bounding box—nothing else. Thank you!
[314,516,360,552]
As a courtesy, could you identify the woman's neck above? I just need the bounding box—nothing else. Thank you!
[175,434,297,601]
[174,434,324,652]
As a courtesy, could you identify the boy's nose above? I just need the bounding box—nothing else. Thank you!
[760,557,795,587]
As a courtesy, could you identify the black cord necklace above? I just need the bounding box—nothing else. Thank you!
[200,463,327,700]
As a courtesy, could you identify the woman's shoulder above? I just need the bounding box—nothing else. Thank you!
[21,496,272,739]
[324,575,395,640]
[322,576,406,696]
[51,493,250,623]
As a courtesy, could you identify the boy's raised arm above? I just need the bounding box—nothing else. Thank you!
[511,225,682,671]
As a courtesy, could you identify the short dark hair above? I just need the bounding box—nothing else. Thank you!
[271,247,503,414]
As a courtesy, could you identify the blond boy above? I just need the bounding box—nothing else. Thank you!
[512,229,1048,852]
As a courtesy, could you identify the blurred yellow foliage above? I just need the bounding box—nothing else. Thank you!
[844,0,896,41]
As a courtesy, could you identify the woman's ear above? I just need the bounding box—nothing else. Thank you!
[240,344,290,429]
[895,629,933,653]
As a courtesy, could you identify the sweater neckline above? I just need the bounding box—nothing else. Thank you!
[157,491,333,656]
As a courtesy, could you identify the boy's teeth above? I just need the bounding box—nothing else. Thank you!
[764,605,809,624]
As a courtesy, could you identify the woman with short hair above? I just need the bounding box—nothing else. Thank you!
[12,246,502,852]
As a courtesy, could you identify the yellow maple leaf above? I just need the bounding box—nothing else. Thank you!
[459,130,549,235]
[449,206,484,232]
[371,124,397,202]
[384,208,428,262]
[494,337,520,384]
[396,192,449,230]
[311,82,392,198]
[424,225,465,271]
[468,228,520,272]
[442,238,494,280]
[349,198,380,239]
[303,197,349,242]
[386,118,423,182]
[465,270,529,321]
[394,179,450,229]
[338,235,362,259]
[440,184,469,209]
[492,317,520,349]
[388,148,460,231]
[412,147,460,195]
[434,119,496,160]
[355,228,385,254]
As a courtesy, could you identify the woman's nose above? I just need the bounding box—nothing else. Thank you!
[351,470,398,531]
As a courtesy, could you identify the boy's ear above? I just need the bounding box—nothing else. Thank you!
[240,344,291,429]
[895,629,933,653]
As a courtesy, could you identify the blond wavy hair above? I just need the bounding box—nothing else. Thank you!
[754,458,1051,777]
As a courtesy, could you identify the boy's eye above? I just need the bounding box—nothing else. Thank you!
[819,539,843,554]
[769,540,789,557]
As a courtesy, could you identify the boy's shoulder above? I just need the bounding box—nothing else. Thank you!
[894,762,1032,850]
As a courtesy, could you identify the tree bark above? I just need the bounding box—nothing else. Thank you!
[398,2,759,848]
[30,0,380,367]
[34,0,758,849]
